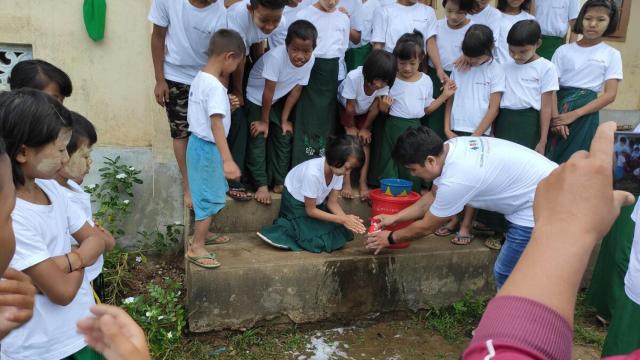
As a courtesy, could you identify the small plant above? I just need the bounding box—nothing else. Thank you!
[423,293,488,343]
[102,246,146,304]
[139,223,185,256]
[85,156,142,237]
[121,278,186,359]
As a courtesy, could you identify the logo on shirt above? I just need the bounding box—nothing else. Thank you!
[522,77,540,84]
[469,139,479,150]
[474,81,491,86]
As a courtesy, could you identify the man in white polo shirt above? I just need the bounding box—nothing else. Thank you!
[366,127,558,288]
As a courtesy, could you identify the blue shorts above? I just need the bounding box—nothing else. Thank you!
[493,221,533,289]
[186,135,228,221]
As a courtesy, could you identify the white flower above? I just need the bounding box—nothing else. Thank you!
[145,311,152,317]
[177,291,181,296]
[86,184,97,190]
[173,221,182,225]
[116,173,126,179]
[135,256,142,263]
[123,199,130,205]
[128,166,135,171]
[167,332,173,339]
[158,315,165,320]
[123,297,135,304]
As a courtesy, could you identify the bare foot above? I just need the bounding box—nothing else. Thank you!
[184,190,193,209]
[341,182,354,199]
[254,186,272,205]
[273,184,284,194]
[359,182,370,201]
[187,243,220,267]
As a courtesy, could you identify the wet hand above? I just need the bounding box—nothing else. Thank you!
[365,230,391,255]
[372,214,397,228]
[342,215,366,234]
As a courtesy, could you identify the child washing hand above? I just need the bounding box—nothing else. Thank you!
[257,135,367,253]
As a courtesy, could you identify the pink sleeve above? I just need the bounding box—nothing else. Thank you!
[462,296,572,360]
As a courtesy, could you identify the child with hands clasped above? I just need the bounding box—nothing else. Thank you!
[0,90,108,359]
[186,30,247,269]
[257,135,367,253]
[246,20,317,205]
[338,49,397,200]
[546,0,622,164]
[373,32,456,193]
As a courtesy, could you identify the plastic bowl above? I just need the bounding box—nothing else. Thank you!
[379,178,413,197]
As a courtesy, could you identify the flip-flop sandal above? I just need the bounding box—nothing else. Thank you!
[186,253,221,269]
[227,187,253,201]
[472,222,495,235]
[450,233,474,245]
[256,232,289,249]
[205,233,231,245]
[483,237,502,250]
[435,225,457,237]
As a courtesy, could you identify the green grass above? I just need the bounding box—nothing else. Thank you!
[574,294,606,347]
[420,293,489,343]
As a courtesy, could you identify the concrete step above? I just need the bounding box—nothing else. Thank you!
[186,231,498,332]
[185,192,373,235]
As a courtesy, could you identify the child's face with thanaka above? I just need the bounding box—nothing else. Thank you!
[316,0,338,12]
[59,137,93,184]
[287,38,314,67]
[582,6,611,39]
[397,53,422,79]
[16,128,72,181]
[249,4,284,34]
[330,155,360,176]
[445,1,468,28]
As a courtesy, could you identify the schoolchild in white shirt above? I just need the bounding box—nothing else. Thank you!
[534,0,580,59]
[494,0,536,64]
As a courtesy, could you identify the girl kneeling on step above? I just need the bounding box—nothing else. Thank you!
[257,135,367,253]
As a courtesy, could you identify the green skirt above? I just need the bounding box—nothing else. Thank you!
[602,290,640,356]
[246,100,292,187]
[587,197,638,321]
[259,188,353,253]
[424,67,450,140]
[292,58,339,166]
[494,108,540,149]
[537,35,564,61]
[545,87,599,164]
[227,106,249,189]
[345,44,373,72]
[372,115,423,192]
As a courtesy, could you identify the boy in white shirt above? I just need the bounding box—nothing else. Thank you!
[291,0,350,166]
[267,0,315,49]
[494,0,535,64]
[535,0,580,59]
[246,20,317,205]
[186,30,246,269]
[371,0,449,83]
[149,0,227,210]
[496,19,558,153]
[344,0,381,72]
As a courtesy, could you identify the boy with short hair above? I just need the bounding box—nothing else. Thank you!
[246,20,318,205]
[186,30,246,269]
[149,0,227,209]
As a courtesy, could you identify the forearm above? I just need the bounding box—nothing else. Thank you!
[444,98,453,132]
[474,103,499,135]
[425,94,448,115]
[539,94,553,143]
[343,101,357,128]
[393,215,441,242]
[232,59,246,96]
[426,37,444,73]
[571,93,616,119]
[327,199,346,217]
[551,91,559,118]
[76,235,105,267]
[394,192,433,223]
[362,104,379,129]
[282,86,302,122]
[260,89,275,124]
[211,118,234,161]
[150,35,166,82]
[350,29,361,44]
[306,206,343,225]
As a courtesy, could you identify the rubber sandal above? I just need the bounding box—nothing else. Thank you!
[435,225,457,237]
[472,222,495,235]
[186,253,221,269]
[205,233,231,245]
[227,187,253,201]
[256,232,289,249]
[483,237,502,250]
[450,233,474,245]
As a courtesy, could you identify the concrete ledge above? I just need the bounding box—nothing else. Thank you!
[186,232,497,332]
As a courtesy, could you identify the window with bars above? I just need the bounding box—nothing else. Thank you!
[0,44,33,91]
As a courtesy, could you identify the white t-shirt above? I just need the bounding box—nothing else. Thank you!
[284,157,343,204]
[246,45,315,106]
[338,0,364,48]
[501,57,559,110]
[431,137,558,227]
[371,3,437,53]
[429,19,473,72]
[187,71,231,143]
[355,0,380,46]
[338,66,390,115]
[2,179,95,360]
[388,73,434,119]
[148,0,227,85]
[535,0,580,37]
[467,5,501,42]
[227,0,288,55]
[552,42,623,93]
[296,5,350,79]
[61,180,104,282]
[495,11,536,64]
[450,60,505,134]
[625,201,640,305]
[267,0,315,49]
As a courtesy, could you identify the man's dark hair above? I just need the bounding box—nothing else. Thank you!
[507,20,541,46]
[462,24,494,58]
[9,59,73,98]
[208,29,246,57]
[363,50,397,88]
[392,127,444,166]
[67,111,98,156]
[250,0,288,10]
[325,135,365,169]
[441,0,475,13]
[497,0,531,12]
[286,20,318,48]
[393,30,425,61]
[573,0,619,37]
[0,89,73,185]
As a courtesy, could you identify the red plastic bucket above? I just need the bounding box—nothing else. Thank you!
[369,189,421,249]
